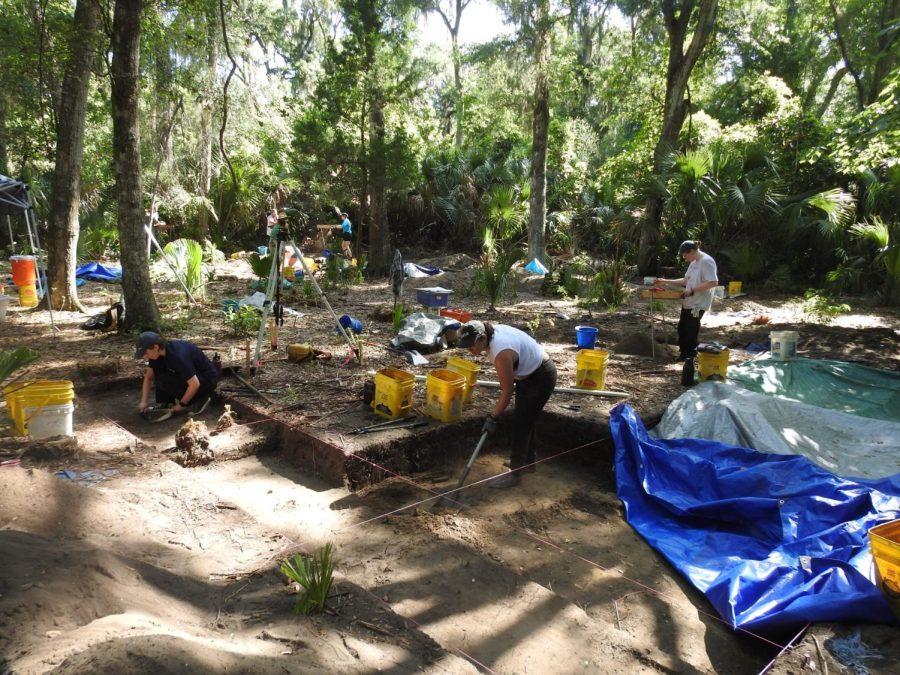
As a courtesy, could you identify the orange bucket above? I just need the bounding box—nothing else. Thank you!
[10,255,37,287]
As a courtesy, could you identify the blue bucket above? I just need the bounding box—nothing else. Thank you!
[575,325,598,349]
[257,246,268,255]
[339,314,364,334]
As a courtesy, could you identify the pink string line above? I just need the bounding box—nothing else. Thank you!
[346,436,607,531]
[214,404,791,655]
[522,530,787,651]
[350,582,498,675]
[757,623,810,675]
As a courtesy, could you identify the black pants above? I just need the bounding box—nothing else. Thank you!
[155,370,215,407]
[510,359,557,470]
[677,308,705,359]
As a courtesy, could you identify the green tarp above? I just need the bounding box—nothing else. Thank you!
[729,358,900,422]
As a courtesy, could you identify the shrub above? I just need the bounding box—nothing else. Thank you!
[280,543,336,615]
[801,290,850,323]
[223,305,262,337]
[163,238,208,300]
[473,229,522,310]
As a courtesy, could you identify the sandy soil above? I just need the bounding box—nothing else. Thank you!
[1,256,898,674]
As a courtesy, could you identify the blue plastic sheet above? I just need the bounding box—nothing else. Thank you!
[75,262,122,282]
[611,403,900,632]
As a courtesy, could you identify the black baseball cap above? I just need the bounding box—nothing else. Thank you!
[134,331,164,358]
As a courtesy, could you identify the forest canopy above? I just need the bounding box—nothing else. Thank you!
[1,0,897,316]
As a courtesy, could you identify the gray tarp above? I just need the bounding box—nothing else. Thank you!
[655,381,900,480]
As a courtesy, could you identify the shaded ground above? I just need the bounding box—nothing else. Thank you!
[1,256,898,673]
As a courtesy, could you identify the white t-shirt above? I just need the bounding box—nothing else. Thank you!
[683,252,718,311]
[488,324,546,379]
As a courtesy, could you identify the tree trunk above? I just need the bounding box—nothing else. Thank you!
[197,8,218,240]
[44,0,100,312]
[638,0,718,274]
[0,94,9,176]
[367,92,389,276]
[111,0,160,331]
[356,99,367,266]
[527,0,550,265]
[452,32,464,148]
[869,0,900,104]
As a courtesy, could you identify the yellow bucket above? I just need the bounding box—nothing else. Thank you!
[371,368,415,420]
[575,349,608,390]
[697,349,729,381]
[870,519,900,617]
[17,283,38,308]
[446,356,480,404]
[425,369,465,423]
[5,380,75,435]
[727,281,742,296]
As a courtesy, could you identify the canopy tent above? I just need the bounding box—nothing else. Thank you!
[0,174,56,329]
[0,174,31,216]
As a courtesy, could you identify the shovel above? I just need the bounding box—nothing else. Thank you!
[433,431,489,510]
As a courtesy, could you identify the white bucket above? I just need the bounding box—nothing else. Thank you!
[24,403,75,440]
[643,276,655,286]
[770,331,799,360]
[0,295,10,322]
[713,285,725,300]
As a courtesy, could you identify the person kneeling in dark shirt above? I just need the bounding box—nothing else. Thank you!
[134,332,217,422]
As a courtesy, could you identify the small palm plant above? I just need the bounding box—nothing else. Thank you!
[280,543,336,615]
[163,238,207,300]
[474,228,523,310]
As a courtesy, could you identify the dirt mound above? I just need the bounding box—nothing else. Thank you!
[612,331,677,358]
[173,419,212,467]
[419,253,477,270]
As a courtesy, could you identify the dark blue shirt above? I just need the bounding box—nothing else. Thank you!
[149,340,217,385]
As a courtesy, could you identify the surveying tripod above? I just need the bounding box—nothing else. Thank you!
[252,222,360,369]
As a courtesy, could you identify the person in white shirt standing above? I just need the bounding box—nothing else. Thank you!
[655,240,719,361]
[457,321,557,489]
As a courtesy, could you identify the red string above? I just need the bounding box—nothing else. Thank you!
[214,405,789,655]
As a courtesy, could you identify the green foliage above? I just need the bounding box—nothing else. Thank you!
[223,305,262,337]
[473,228,522,310]
[280,544,336,615]
[0,347,39,388]
[722,242,765,281]
[163,238,207,300]
[541,264,580,299]
[248,253,273,280]
[801,290,851,323]
[764,265,794,294]
[582,259,628,311]
[392,302,410,332]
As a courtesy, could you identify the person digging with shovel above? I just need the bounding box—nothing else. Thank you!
[135,332,217,422]
[457,320,557,489]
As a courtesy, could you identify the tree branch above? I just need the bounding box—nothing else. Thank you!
[828,0,866,109]
[219,0,238,192]
[683,0,718,72]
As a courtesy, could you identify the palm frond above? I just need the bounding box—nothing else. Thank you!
[849,219,890,250]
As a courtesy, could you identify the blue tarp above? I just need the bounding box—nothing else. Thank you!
[75,262,121,283]
[611,403,900,632]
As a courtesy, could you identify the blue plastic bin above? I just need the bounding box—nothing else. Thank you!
[257,246,268,255]
[416,288,452,308]
[575,325,598,349]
